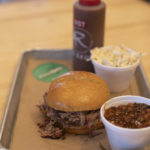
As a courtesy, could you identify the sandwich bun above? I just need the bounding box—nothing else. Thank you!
[46,71,110,112]
[65,121,103,135]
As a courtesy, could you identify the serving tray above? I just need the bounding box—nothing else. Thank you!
[0,49,150,150]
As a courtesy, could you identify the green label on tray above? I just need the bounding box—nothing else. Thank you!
[32,62,69,82]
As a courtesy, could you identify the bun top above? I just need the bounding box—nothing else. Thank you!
[46,71,110,112]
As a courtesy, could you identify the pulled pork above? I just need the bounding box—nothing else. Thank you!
[37,93,101,139]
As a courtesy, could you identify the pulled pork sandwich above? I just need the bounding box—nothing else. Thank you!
[37,71,110,139]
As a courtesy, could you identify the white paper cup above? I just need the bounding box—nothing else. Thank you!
[92,59,140,93]
[100,95,150,150]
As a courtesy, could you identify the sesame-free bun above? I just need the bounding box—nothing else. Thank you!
[65,121,103,135]
[46,71,110,112]
[65,126,90,135]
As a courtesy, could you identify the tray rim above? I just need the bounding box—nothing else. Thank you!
[0,49,150,150]
[0,50,26,150]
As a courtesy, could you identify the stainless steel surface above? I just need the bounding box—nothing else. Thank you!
[0,51,27,149]
[135,64,150,98]
[0,49,149,150]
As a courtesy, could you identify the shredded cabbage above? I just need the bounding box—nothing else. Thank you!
[91,45,141,67]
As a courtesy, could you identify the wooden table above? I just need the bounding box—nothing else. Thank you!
[0,0,150,122]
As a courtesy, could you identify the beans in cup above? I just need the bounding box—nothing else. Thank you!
[104,103,150,128]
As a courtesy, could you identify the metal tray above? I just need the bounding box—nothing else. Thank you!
[0,49,150,150]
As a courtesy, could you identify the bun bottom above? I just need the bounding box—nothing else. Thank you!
[65,126,90,135]
[65,121,104,135]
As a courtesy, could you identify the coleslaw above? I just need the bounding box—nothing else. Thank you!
[90,45,141,67]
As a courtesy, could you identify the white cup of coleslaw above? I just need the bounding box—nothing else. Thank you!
[100,95,150,150]
[92,59,140,93]
[91,46,141,93]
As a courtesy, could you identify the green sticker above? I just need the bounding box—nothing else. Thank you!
[32,62,69,82]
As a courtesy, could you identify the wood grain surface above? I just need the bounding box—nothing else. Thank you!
[0,0,150,122]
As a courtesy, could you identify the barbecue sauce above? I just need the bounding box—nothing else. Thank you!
[73,0,106,72]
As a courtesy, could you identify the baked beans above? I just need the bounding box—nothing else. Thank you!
[104,103,150,128]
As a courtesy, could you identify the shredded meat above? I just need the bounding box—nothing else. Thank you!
[37,93,101,139]
[38,118,64,139]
